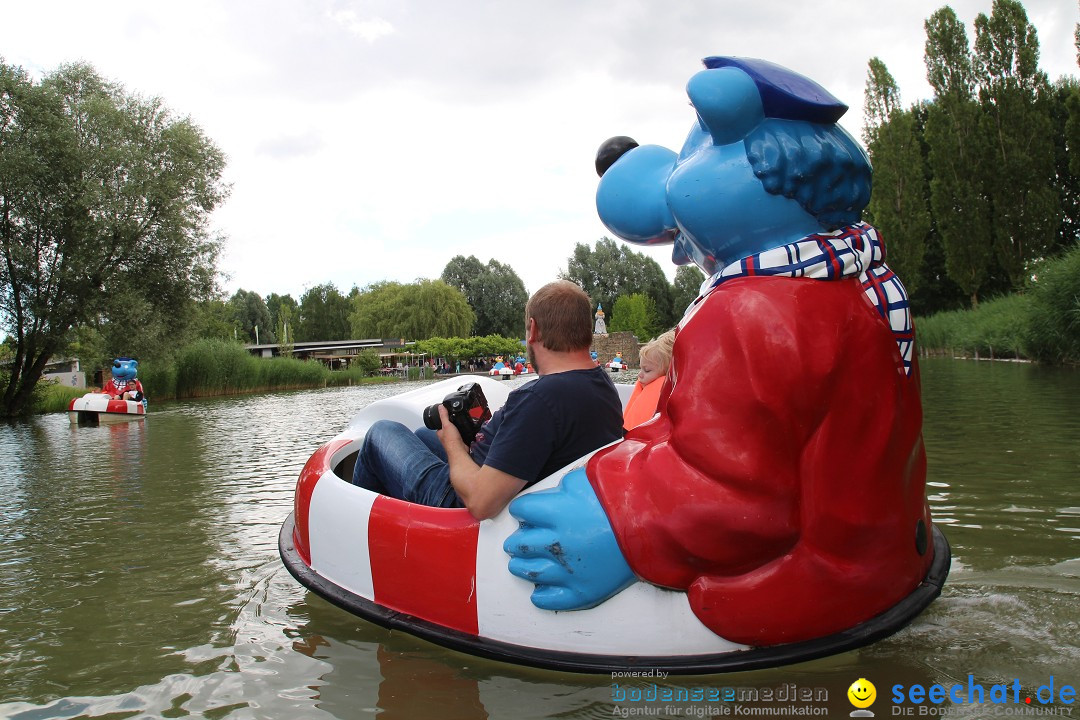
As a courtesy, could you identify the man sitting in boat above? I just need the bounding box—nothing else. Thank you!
[350,280,624,519]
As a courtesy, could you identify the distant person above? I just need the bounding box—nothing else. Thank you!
[622,330,675,431]
[351,280,624,519]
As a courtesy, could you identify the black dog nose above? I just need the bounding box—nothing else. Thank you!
[595,136,639,177]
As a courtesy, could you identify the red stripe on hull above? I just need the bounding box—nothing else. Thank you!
[104,399,145,415]
[294,438,352,566]
[369,497,481,635]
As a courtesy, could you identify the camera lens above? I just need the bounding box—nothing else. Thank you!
[422,404,442,430]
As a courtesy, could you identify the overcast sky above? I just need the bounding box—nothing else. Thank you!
[3,1,1077,301]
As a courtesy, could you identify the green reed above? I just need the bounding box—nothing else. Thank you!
[916,244,1080,364]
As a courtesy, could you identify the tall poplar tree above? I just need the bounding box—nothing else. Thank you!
[1052,79,1080,252]
[973,0,1059,289]
[863,58,931,296]
[924,7,993,307]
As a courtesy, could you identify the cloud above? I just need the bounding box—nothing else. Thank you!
[1,0,1076,306]
[255,130,325,159]
[326,10,394,43]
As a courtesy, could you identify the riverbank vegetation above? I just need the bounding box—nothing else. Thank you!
[917,243,1080,363]
[26,339,401,413]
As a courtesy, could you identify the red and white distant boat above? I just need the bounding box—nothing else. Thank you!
[68,393,146,424]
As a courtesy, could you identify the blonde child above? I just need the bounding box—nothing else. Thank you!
[623,329,675,431]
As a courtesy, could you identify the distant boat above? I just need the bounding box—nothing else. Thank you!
[68,393,146,425]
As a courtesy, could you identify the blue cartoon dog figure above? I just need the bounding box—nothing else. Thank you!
[102,357,147,408]
[503,57,935,647]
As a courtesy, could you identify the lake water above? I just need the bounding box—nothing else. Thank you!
[1,359,1078,719]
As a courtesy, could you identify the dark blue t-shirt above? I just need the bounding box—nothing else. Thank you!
[469,367,623,485]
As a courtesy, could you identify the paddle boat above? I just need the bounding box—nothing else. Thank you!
[488,356,514,380]
[278,375,949,674]
[604,352,627,372]
[280,55,951,673]
[68,393,146,425]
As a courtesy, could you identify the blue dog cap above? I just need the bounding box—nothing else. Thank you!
[702,56,847,124]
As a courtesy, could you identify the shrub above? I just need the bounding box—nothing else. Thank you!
[916,293,1031,359]
[138,360,178,400]
[1026,244,1080,363]
[35,380,86,414]
[175,338,261,397]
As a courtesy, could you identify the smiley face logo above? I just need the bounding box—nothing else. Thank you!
[848,678,877,709]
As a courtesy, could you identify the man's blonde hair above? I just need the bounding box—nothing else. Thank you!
[525,281,593,352]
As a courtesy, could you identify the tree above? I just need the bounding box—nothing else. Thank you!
[227,289,275,344]
[414,334,522,366]
[924,8,994,307]
[441,255,485,296]
[863,57,903,141]
[475,260,528,338]
[350,279,474,340]
[671,264,705,318]
[265,292,298,340]
[1052,78,1080,254]
[0,60,227,416]
[973,0,1059,289]
[441,255,528,337]
[190,298,235,342]
[863,59,931,296]
[562,238,675,329]
[64,324,107,380]
[611,293,657,341]
[295,283,351,341]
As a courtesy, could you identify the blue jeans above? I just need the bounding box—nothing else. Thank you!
[351,420,464,508]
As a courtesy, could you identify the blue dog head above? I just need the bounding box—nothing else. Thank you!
[595,57,871,275]
[111,357,138,382]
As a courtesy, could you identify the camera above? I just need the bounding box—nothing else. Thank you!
[423,382,491,445]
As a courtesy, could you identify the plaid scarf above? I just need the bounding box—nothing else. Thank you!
[696,223,914,376]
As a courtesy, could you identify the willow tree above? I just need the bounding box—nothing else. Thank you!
[350,279,474,341]
[0,60,227,416]
[973,0,1059,289]
[863,58,931,296]
[924,7,993,307]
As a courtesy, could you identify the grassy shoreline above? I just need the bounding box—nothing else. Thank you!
[915,244,1080,365]
[33,338,424,414]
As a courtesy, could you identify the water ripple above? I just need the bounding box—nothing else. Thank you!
[2,362,1079,718]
